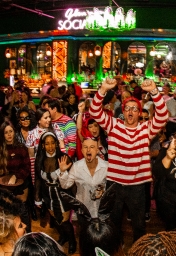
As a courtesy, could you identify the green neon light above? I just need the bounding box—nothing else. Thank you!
[2,35,176,45]
[86,7,136,31]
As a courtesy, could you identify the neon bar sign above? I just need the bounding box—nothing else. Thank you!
[57,7,136,31]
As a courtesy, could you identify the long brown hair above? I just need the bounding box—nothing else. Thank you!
[0,120,19,175]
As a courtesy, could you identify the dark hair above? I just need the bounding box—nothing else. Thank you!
[0,187,23,216]
[44,98,61,113]
[35,132,60,175]
[141,108,149,115]
[12,232,66,256]
[102,90,115,105]
[129,80,137,85]
[35,132,71,179]
[58,85,66,95]
[39,95,52,108]
[0,120,22,175]
[87,119,108,158]
[79,220,119,256]
[0,188,23,244]
[16,107,36,131]
[35,108,49,123]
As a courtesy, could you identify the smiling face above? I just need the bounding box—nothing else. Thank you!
[87,122,100,138]
[123,101,140,128]
[19,111,30,128]
[4,125,15,144]
[43,135,56,156]
[38,111,51,128]
[81,139,99,163]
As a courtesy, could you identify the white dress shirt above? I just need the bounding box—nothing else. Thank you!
[58,156,108,218]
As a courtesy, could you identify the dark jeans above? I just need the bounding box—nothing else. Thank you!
[110,182,146,243]
[145,182,151,213]
[156,182,176,231]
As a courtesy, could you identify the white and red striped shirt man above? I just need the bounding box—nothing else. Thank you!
[89,90,168,185]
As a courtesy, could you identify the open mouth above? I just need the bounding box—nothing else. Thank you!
[128,114,133,120]
[86,153,92,161]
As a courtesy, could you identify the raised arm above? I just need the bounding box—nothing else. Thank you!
[89,78,117,133]
[141,79,168,139]
[76,102,86,142]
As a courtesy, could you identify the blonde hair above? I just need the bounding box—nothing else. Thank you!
[0,212,18,244]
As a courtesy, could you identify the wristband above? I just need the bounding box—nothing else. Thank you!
[150,88,158,95]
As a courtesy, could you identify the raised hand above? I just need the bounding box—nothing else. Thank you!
[100,77,117,95]
[58,155,72,172]
[78,101,86,113]
[141,79,157,93]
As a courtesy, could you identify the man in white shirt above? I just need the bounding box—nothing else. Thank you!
[58,137,108,218]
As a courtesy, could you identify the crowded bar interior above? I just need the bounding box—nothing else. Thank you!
[1,1,176,256]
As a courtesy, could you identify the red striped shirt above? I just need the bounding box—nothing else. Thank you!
[89,90,168,185]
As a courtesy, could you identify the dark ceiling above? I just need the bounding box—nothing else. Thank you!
[1,0,176,16]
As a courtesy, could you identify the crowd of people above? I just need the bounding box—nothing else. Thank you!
[0,75,176,256]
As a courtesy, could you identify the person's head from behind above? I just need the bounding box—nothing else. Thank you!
[122,97,142,128]
[12,232,66,256]
[139,109,149,123]
[81,138,99,163]
[80,220,119,256]
[35,108,51,129]
[44,98,61,119]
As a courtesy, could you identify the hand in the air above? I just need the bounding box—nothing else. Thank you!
[58,155,72,172]
[78,102,85,113]
[100,77,117,94]
[141,79,156,92]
